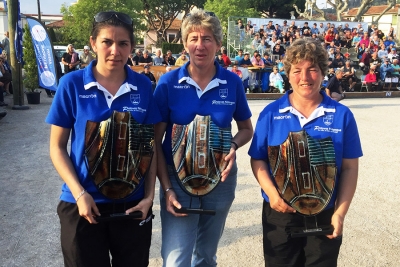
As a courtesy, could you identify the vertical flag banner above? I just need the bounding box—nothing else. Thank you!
[26,17,58,91]
[15,0,23,63]
[2,0,7,12]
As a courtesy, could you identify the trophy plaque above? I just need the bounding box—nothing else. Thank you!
[268,130,337,237]
[171,115,231,215]
[84,111,154,220]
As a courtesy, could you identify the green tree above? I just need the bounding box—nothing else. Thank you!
[22,24,39,91]
[141,0,206,46]
[204,0,258,34]
[248,0,306,18]
[60,0,145,48]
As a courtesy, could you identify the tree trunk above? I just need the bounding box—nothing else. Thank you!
[352,0,373,22]
[372,0,396,24]
[327,0,348,21]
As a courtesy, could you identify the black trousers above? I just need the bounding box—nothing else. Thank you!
[58,200,153,267]
[262,201,342,267]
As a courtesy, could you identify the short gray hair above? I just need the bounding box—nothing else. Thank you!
[181,9,223,47]
[335,69,343,75]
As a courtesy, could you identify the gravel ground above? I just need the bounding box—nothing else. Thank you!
[0,93,399,267]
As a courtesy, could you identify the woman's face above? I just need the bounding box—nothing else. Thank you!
[288,60,323,99]
[185,27,221,70]
[90,26,133,72]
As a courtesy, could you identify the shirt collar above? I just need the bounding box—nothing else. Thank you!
[83,60,138,93]
[177,61,227,98]
[278,90,336,125]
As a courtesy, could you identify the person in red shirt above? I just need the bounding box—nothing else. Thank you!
[324,30,335,46]
[221,49,232,68]
[231,64,243,79]
[364,66,380,91]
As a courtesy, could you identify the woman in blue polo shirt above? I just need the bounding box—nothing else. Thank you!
[249,39,362,267]
[154,10,253,267]
[46,11,161,266]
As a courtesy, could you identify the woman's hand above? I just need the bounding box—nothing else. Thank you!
[165,189,187,217]
[125,197,153,220]
[76,193,100,224]
[326,212,344,239]
[221,148,236,182]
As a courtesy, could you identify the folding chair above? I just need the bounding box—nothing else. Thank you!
[360,75,368,92]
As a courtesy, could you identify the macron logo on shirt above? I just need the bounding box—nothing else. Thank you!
[274,115,291,120]
[79,94,97,99]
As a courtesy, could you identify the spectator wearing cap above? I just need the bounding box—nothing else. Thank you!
[138,50,153,66]
[388,48,398,62]
[79,45,94,68]
[380,57,394,80]
[140,65,156,91]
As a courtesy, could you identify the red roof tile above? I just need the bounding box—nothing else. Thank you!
[46,20,65,28]
[344,4,400,17]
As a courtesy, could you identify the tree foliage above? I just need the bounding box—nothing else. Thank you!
[248,0,306,18]
[141,0,206,46]
[60,0,145,48]
[204,0,258,34]
[22,24,39,91]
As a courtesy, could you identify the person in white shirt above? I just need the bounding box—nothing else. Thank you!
[269,66,284,93]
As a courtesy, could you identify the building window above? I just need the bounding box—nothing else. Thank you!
[168,34,176,42]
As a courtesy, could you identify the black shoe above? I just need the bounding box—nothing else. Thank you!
[0,101,8,106]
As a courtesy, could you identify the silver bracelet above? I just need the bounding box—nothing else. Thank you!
[165,187,173,193]
[75,189,87,203]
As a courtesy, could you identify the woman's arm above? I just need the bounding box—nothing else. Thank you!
[250,158,296,213]
[154,122,185,217]
[327,158,359,239]
[49,125,100,224]
[221,118,253,181]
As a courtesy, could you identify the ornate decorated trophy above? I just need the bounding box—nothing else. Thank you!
[171,115,232,215]
[84,111,154,221]
[268,130,336,237]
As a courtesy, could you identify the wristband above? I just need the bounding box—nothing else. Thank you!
[231,141,239,151]
[75,189,87,203]
[165,187,173,193]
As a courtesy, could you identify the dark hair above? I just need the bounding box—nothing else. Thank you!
[91,14,135,46]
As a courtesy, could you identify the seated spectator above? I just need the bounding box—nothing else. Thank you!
[377,29,385,40]
[334,47,344,58]
[138,50,153,66]
[370,52,382,68]
[333,33,342,47]
[360,48,371,71]
[357,43,367,58]
[380,58,394,80]
[392,58,400,76]
[272,43,285,59]
[326,68,335,80]
[327,48,335,60]
[175,53,189,67]
[215,53,224,67]
[384,36,395,47]
[341,60,357,91]
[262,52,273,66]
[352,31,362,47]
[357,32,370,49]
[251,53,265,68]
[165,50,176,66]
[231,64,243,79]
[79,45,94,68]
[269,66,284,93]
[364,66,380,91]
[282,32,291,46]
[343,52,354,65]
[239,52,252,67]
[388,48,398,62]
[311,23,319,35]
[126,53,135,66]
[377,45,388,59]
[325,69,345,102]
[332,53,345,68]
[251,34,260,50]
[132,49,142,65]
[343,23,351,33]
[153,49,163,66]
[235,49,244,62]
[140,65,156,91]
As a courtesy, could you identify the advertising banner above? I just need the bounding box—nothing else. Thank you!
[26,17,58,91]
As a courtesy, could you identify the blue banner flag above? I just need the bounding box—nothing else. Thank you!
[26,17,58,91]
[2,0,7,12]
[15,0,23,63]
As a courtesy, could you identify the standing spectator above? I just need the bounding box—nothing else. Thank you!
[221,49,232,67]
[0,31,10,57]
[139,50,153,66]
[235,49,244,62]
[61,44,80,73]
[79,46,94,68]
[46,11,161,266]
[153,49,163,66]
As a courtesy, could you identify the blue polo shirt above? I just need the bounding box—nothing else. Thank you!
[154,61,252,165]
[248,91,362,210]
[46,60,162,203]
